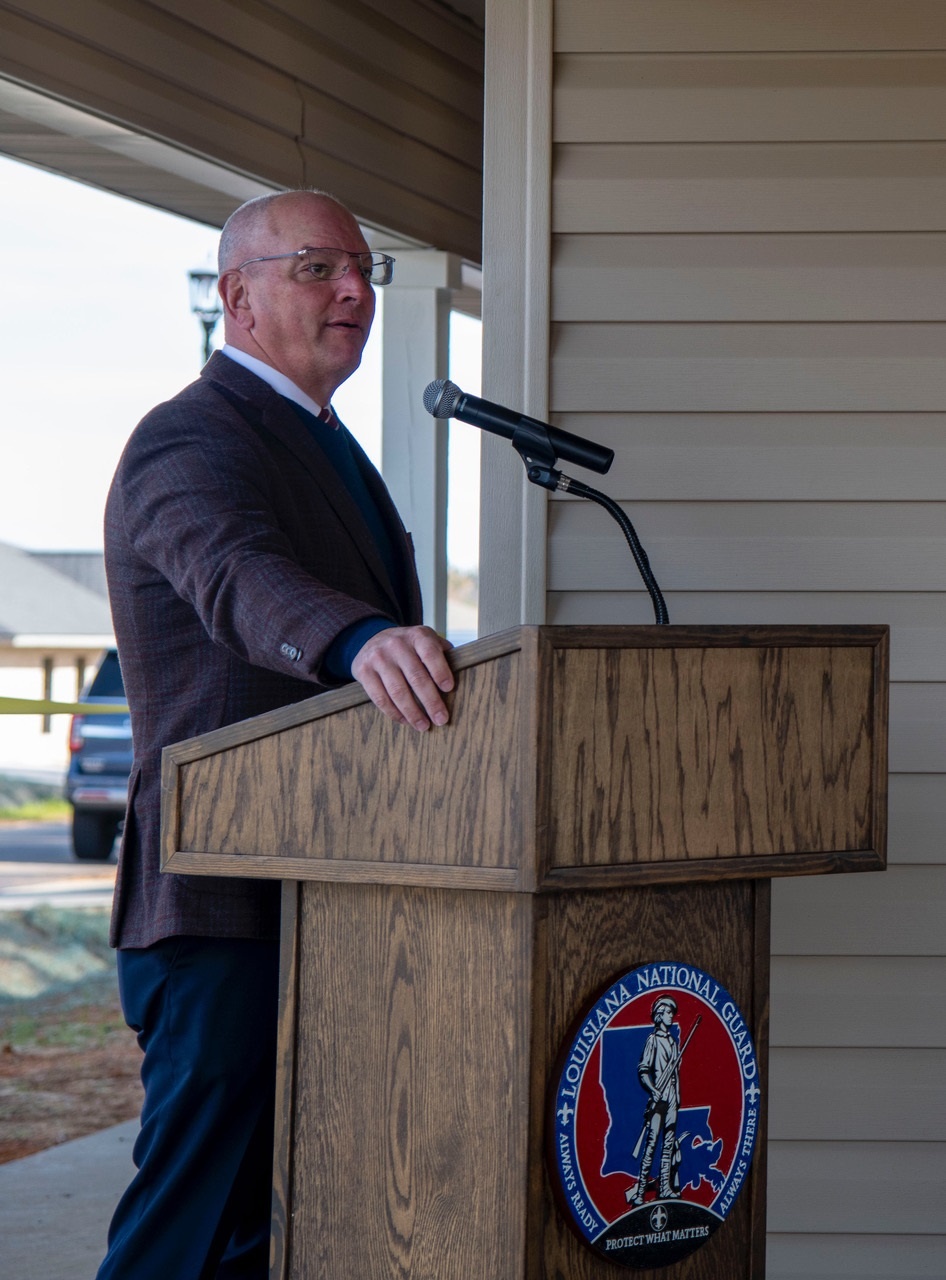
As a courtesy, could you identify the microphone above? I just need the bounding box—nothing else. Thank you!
[423,379,613,475]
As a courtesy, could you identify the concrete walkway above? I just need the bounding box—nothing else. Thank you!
[0,1120,136,1280]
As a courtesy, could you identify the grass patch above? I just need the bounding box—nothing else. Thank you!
[0,797,71,822]
[0,908,119,1046]
[0,773,68,821]
[2,997,126,1052]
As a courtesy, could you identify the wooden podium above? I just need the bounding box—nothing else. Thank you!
[161,625,888,1279]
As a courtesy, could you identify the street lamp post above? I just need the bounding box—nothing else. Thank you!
[187,267,223,365]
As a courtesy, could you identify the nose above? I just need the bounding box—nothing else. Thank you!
[337,258,374,301]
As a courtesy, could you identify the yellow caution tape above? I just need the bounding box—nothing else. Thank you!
[0,697,129,716]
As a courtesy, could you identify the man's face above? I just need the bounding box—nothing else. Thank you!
[223,195,376,405]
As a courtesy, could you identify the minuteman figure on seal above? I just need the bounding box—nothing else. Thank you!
[628,995,685,1205]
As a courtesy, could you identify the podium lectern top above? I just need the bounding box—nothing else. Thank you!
[162,625,887,893]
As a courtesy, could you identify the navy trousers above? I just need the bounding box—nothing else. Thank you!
[96,936,281,1280]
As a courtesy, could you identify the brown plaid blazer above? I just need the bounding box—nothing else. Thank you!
[104,352,422,948]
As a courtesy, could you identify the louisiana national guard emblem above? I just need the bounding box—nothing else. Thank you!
[548,962,760,1270]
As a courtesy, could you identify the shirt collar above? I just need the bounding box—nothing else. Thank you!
[221,344,328,420]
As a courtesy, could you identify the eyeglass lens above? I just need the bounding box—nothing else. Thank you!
[299,248,393,285]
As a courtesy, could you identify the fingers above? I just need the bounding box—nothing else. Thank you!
[350,626,455,732]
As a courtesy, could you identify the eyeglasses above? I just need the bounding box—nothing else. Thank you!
[234,247,395,286]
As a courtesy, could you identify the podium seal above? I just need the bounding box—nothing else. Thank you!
[548,961,760,1270]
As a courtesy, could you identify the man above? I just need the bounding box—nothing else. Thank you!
[96,190,453,1279]
[629,995,682,1206]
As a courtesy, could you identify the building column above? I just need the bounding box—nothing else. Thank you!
[380,249,463,634]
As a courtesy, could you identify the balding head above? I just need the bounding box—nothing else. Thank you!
[216,190,376,405]
[218,190,351,274]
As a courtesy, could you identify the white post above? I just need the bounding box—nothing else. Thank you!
[478,0,552,633]
[380,249,463,634]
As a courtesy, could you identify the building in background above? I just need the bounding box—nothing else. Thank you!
[0,542,112,775]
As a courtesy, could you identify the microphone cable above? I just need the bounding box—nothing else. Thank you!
[552,471,669,626]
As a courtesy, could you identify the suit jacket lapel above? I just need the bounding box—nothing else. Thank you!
[343,426,424,624]
[262,399,408,616]
[202,354,413,621]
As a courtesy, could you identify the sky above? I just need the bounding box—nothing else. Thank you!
[0,155,480,571]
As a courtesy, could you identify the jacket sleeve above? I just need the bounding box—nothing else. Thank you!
[110,396,398,684]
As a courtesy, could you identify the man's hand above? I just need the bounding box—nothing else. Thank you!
[351,626,454,731]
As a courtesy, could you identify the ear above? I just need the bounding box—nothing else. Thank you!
[219,269,254,331]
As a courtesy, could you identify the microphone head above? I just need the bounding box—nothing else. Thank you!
[423,378,462,419]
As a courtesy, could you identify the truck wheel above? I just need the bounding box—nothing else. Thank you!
[72,811,118,861]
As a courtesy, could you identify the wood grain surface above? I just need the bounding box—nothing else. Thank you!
[281,880,532,1279]
[163,625,888,891]
[162,627,882,1277]
[533,880,769,1280]
[172,645,524,875]
[272,878,770,1278]
[546,642,879,870]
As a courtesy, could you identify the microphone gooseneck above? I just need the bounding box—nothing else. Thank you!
[557,474,669,626]
[422,379,669,625]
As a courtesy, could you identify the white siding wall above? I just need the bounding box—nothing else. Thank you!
[483,1,945,1274]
